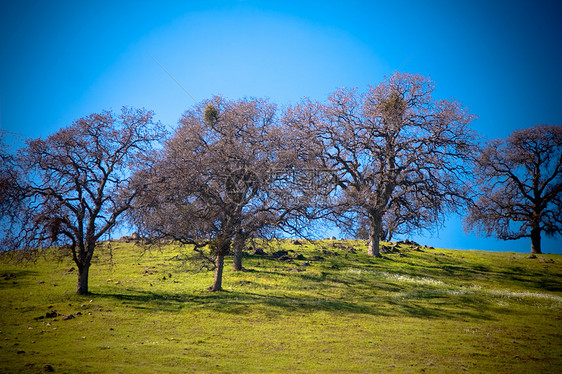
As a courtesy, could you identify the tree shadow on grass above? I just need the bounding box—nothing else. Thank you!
[92,286,503,322]
[413,262,562,293]
[379,253,562,294]
[0,269,39,289]
[386,293,500,320]
[93,288,378,314]
[89,250,550,321]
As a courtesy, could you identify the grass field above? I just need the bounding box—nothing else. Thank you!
[1,240,561,373]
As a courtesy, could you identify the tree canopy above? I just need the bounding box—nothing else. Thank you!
[284,73,477,256]
[1,108,165,294]
[465,124,562,253]
[3,72,559,294]
[130,97,292,291]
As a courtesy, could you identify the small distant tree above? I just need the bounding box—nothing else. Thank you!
[0,108,165,294]
[285,73,477,256]
[131,97,285,291]
[0,133,19,219]
[465,125,562,254]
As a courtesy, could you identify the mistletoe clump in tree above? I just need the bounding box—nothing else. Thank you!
[285,72,477,256]
[131,97,289,291]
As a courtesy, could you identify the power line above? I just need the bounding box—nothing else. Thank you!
[148,54,198,104]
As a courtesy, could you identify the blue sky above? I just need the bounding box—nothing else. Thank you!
[1,0,561,253]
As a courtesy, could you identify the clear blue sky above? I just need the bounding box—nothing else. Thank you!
[1,0,561,253]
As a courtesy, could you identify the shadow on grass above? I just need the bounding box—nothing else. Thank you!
[92,286,501,322]
[0,269,39,289]
[88,248,560,322]
[378,254,562,293]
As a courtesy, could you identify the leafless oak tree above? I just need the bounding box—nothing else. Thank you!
[0,133,19,219]
[0,109,165,294]
[130,97,291,291]
[285,73,477,256]
[465,124,562,254]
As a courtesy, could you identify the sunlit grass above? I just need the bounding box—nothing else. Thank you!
[1,240,561,373]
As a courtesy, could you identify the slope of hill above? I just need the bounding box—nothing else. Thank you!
[1,240,560,373]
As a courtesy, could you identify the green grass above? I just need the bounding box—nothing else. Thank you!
[1,240,561,373]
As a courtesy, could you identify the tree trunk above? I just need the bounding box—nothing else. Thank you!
[210,253,225,292]
[232,231,245,271]
[76,263,90,295]
[530,227,542,254]
[367,214,383,257]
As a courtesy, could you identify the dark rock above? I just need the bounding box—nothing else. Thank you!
[252,247,266,255]
[44,364,55,372]
[278,255,294,263]
[291,240,303,245]
[272,250,289,258]
[62,314,75,321]
[529,254,537,259]
[380,245,393,254]
[295,254,307,260]
[329,242,342,249]
[45,311,59,318]
[397,239,420,246]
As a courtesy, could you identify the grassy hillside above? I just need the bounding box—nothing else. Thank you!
[1,240,561,373]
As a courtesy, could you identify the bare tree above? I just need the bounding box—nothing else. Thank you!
[465,124,562,254]
[131,97,287,291]
[0,133,19,219]
[0,108,165,294]
[285,73,477,256]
